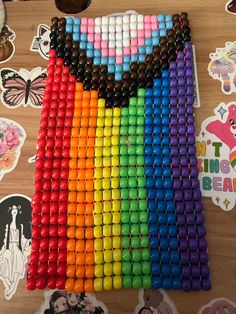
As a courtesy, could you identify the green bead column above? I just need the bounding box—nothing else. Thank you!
[120,89,152,289]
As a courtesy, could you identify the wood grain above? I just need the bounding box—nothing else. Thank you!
[0,0,235,313]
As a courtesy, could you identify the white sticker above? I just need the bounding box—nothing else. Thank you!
[36,290,109,314]
[0,118,26,181]
[134,289,179,314]
[208,41,236,95]
[30,24,50,60]
[198,298,236,314]
[0,67,46,109]
[0,25,16,64]
[197,102,236,211]
[192,45,201,108]
[0,194,31,300]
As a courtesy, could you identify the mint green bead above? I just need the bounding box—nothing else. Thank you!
[139,200,147,211]
[136,136,144,145]
[123,276,132,288]
[128,126,136,135]
[122,249,131,261]
[130,200,139,211]
[122,224,130,236]
[142,261,151,275]
[129,178,137,188]
[121,212,130,223]
[120,126,128,136]
[129,97,137,107]
[140,236,149,248]
[142,275,152,288]
[121,108,129,116]
[138,89,146,97]
[132,276,142,288]
[137,167,145,177]
[137,107,145,116]
[120,167,128,177]
[129,188,138,199]
[136,145,143,155]
[141,248,151,260]
[129,116,137,126]
[136,126,144,135]
[122,262,131,275]
[133,263,142,275]
[137,117,144,125]
[121,117,129,126]
[128,167,136,177]
[128,156,137,167]
[121,200,129,211]
[140,223,149,235]
[130,213,139,224]
[137,177,146,188]
[128,135,136,144]
[128,145,136,156]
[120,136,127,145]
[121,189,129,200]
[120,145,128,156]
[122,236,130,248]
[132,249,141,262]
[137,156,145,166]
[140,212,148,223]
[131,236,140,247]
[120,178,128,189]
[131,225,140,237]
[138,188,147,199]
[129,107,137,116]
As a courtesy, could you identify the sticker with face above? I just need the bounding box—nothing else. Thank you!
[0,25,16,64]
[226,0,236,14]
[30,24,50,60]
[197,102,236,211]
[208,41,236,94]
[36,290,108,314]
[0,118,26,181]
[0,194,32,300]
[198,298,236,314]
[134,289,179,314]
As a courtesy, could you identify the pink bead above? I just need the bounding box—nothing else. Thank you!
[88,25,94,34]
[116,56,123,64]
[144,22,151,30]
[123,47,130,55]
[88,18,94,25]
[101,41,108,48]
[81,25,87,33]
[101,49,108,57]
[138,38,145,46]
[131,47,138,54]
[81,17,88,24]
[145,30,152,37]
[94,41,101,49]
[137,30,144,38]
[109,48,115,57]
[144,15,151,22]
[94,33,101,41]
[151,22,158,30]
[151,15,157,23]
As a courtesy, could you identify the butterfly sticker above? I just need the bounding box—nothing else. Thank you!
[0,67,47,109]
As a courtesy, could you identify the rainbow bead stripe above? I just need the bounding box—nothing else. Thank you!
[27,13,211,292]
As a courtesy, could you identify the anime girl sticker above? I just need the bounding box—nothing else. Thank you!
[196,102,236,211]
[0,194,32,300]
[0,118,26,181]
[36,290,108,314]
[198,298,236,314]
[134,289,179,314]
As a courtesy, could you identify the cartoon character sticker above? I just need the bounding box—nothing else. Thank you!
[0,25,16,64]
[36,290,108,314]
[197,102,236,211]
[0,194,31,300]
[226,0,236,15]
[30,24,50,60]
[0,118,26,181]
[0,67,47,108]
[198,298,236,314]
[134,289,179,314]
[208,41,236,94]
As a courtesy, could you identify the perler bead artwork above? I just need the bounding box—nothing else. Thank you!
[27,12,211,293]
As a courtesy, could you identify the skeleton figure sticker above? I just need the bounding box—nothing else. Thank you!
[30,24,50,60]
[208,41,236,94]
[0,194,32,300]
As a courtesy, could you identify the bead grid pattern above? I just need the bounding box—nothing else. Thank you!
[27,12,211,293]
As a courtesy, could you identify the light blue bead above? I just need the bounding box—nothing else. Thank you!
[123,63,130,72]
[66,25,73,33]
[108,64,115,73]
[160,30,166,37]
[165,15,172,21]
[73,25,80,32]
[159,22,166,30]
[115,72,122,80]
[146,47,153,54]
[152,38,159,46]
[74,17,80,25]
[124,55,131,63]
[73,33,80,41]
[162,70,170,78]
[145,38,152,46]
[94,50,101,57]
[101,57,108,65]
[108,57,115,65]
[115,64,123,72]
[87,50,94,58]
[87,42,93,49]
[166,21,173,29]
[153,89,162,97]
[138,46,146,54]
[80,42,86,50]
[80,33,87,41]
[131,54,138,62]
[66,17,73,24]
[146,89,153,97]
[152,30,159,38]
[94,57,101,65]
[154,79,161,87]
[157,15,165,22]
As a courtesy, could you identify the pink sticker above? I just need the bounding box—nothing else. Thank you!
[198,298,236,314]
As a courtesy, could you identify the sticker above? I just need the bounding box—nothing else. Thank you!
[36,290,108,314]
[28,154,36,164]
[134,289,179,314]
[0,194,31,300]
[30,24,50,60]
[0,1,5,34]
[226,0,236,15]
[0,25,16,64]
[198,298,236,314]
[0,118,26,181]
[0,67,47,108]
[196,102,236,211]
[193,45,201,108]
[208,41,236,95]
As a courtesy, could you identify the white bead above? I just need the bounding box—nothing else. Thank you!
[116,41,122,48]
[116,16,122,24]
[109,40,115,48]
[123,38,130,47]
[137,15,144,22]
[102,16,108,25]
[130,30,137,37]
[95,25,101,33]
[123,24,129,31]
[115,25,122,32]
[130,22,137,30]
[109,16,116,25]
[95,17,102,25]
[109,25,115,33]
[116,32,122,40]
[122,15,130,24]
[123,32,129,39]
[108,32,115,40]
[102,32,108,40]
[130,14,137,22]
[102,25,108,33]
[116,48,122,55]
[137,22,143,30]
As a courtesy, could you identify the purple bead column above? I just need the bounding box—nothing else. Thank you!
[169,43,211,291]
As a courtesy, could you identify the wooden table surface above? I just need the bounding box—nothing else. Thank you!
[0,0,236,313]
